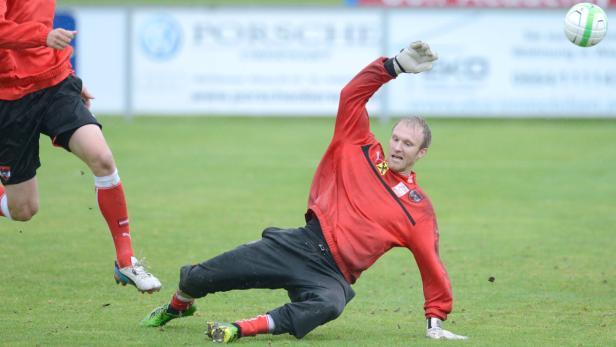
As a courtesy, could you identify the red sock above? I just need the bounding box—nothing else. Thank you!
[170,293,193,311]
[235,315,270,337]
[0,185,5,217]
[97,182,133,267]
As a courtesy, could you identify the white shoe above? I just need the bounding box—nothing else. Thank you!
[114,256,162,293]
[426,317,468,340]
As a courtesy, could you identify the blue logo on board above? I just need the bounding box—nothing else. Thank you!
[139,14,182,61]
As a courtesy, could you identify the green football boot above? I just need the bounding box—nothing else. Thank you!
[205,322,240,343]
[141,304,196,327]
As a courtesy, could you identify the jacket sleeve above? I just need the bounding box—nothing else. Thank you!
[407,217,453,320]
[0,1,49,49]
[332,57,396,145]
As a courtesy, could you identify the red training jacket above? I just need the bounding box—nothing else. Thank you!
[0,0,72,100]
[307,57,453,320]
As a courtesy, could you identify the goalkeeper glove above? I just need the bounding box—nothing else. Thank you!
[392,41,438,75]
[426,317,468,340]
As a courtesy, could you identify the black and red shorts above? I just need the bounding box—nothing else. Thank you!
[0,76,101,185]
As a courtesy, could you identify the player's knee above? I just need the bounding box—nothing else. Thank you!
[10,201,39,221]
[178,264,207,298]
[88,150,116,175]
[322,301,345,320]
[316,295,345,321]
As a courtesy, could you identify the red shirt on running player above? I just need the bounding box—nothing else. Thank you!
[307,57,453,321]
[0,0,73,100]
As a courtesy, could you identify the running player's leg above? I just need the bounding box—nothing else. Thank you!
[2,178,39,221]
[67,124,161,293]
[41,76,160,293]
[67,124,127,261]
[0,93,45,222]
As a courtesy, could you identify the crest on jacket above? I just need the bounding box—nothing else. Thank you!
[376,161,388,175]
[409,189,423,202]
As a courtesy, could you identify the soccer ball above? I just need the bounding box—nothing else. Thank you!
[564,3,608,47]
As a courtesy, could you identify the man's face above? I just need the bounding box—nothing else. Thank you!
[387,122,428,175]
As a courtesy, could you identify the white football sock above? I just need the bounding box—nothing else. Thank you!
[94,169,121,188]
[0,193,12,220]
[175,291,194,303]
[266,314,275,333]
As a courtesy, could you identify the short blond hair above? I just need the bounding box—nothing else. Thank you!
[392,116,432,149]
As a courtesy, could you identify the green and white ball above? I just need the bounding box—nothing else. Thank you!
[564,2,608,47]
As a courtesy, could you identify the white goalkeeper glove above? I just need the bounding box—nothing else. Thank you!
[393,41,438,75]
[426,317,468,340]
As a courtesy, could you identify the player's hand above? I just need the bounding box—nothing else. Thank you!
[46,28,77,50]
[81,85,95,109]
[393,41,438,75]
[425,317,468,340]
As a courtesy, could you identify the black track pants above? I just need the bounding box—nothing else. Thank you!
[178,218,355,338]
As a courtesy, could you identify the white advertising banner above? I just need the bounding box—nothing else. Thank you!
[71,8,127,114]
[67,7,615,117]
[387,9,616,117]
[353,0,615,8]
[131,9,382,115]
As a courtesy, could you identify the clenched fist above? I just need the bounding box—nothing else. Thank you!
[46,28,77,50]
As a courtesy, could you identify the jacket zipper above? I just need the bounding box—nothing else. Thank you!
[361,144,416,226]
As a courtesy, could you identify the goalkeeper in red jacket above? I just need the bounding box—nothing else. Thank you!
[142,41,467,342]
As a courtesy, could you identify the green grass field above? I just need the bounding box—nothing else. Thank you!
[1,117,615,346]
